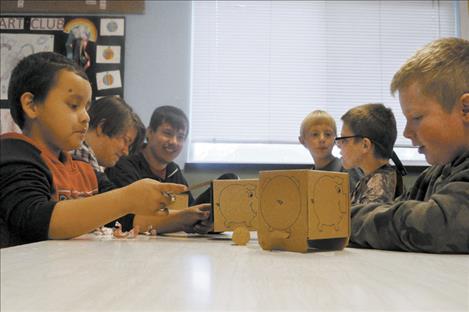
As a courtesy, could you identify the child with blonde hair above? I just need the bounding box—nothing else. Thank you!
[350,37,469,253]
[299,110,362,189]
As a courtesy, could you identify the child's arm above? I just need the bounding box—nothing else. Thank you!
[48,179,186,239]
[133,203,211,234]
[353,171,397,205]
[350,168,469,253]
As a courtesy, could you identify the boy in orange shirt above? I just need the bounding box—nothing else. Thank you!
[0,52,207,247]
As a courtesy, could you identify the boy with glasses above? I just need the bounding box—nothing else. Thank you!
[350,37,469,253]
[336,103,405,205]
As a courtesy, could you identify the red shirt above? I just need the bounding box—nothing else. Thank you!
[1,133,98,201]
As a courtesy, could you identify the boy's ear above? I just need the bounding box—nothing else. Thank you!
[298,135,305,146]
[145,127,153,141]
[460,93,469,123]
[96,120,106,136]
[362,137,372,151]
[19,92,38,120]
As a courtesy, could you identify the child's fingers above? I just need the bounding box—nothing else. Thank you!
[194,223,212,234]
[198,219,211,227]
[199,211,210,219]
[156,182,187,194]
[192,203,211,211]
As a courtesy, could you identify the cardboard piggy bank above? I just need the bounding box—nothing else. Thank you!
[212,179,258,233]
[257,170,350,253]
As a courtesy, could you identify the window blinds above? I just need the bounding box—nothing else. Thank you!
[190,0,457,163]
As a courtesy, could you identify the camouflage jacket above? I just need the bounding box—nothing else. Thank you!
[351,164,396,205]
[350,151,469,253]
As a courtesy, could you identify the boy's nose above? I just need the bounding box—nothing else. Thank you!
[168,135,178,145]
[80,109,90,123]
[403,123,413,139]
[122,144,130,156]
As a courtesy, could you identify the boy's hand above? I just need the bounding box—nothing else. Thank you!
[192,218,213,234]
[180,204,213,234]
[125,179,187,215]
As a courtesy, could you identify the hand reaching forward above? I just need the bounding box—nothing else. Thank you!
[124,178,187,216]
[180,203,213,234]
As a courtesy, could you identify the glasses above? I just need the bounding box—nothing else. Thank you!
[334,135,365,146]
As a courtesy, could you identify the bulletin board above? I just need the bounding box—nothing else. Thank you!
[0,15,126,123]
[0,1,144,14]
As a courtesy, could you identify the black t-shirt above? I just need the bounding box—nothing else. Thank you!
[105,152,195,205]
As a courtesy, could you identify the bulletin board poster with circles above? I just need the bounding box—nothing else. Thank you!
[0,15,125,133]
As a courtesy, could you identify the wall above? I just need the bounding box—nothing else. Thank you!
[125,1,191,165]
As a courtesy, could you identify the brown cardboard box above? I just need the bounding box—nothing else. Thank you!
[212,179,258,232]
[257,170,350,253]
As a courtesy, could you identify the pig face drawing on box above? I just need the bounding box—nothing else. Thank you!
[260,176,301,234]
[216,184,258,228]
[311,176,347,232]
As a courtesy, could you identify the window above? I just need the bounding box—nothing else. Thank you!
[190,0,458,164]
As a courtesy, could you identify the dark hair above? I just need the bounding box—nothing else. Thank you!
[130,112,145,155]
[88,96,145,155]
[149,105,189,137]
[341,103,397,159]
[8,51,89,129]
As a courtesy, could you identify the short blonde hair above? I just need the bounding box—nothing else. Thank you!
[391,37,469,112]
[300,110,337,137]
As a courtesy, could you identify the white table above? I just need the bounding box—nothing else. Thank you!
[1,233,468,311]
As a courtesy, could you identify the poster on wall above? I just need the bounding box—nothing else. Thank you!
[0,33,54,100]
[0,15,125,133]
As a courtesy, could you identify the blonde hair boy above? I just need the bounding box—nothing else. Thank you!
[299,110,337,169]
[350,37,469,253]
[299,110,362,189]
